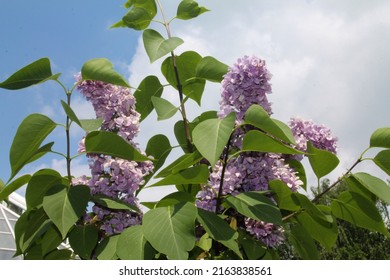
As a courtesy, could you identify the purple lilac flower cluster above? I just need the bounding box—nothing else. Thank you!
[288,117,338,160]
[196,152,302,247]
[74,75,153,236]
[197,55,336,248]
[218,55,273,121]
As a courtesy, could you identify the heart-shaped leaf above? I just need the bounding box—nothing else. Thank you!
[192,112,236,167]
[143,29,184,63]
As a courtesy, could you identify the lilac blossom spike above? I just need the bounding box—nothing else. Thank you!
[219,55,273,121]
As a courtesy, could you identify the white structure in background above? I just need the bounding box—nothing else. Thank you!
[0,192,25,260]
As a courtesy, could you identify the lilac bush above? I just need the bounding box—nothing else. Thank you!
[2,0,388,260]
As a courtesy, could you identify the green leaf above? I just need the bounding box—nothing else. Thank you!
[110,19,126,28]
[44,249,72,260]
[289,224,319,260]
[155,191,195,208]
[91,194,140,212]
[155,150,203,178]
[331,191,390,237]
[25,169,62,209]
[352,172,390,204]
[238,229,267,260]
[134,75,163,121]
[174,120,197,153]
[95,235,119,260]
[69,225,99,259]
[161,51,205,105]
[292,192,331,223]
[122,0,157,30]
[14,210,30,255]
[151,96,179,120]
[242,130,304,155]
[197,233,212,252]
[26,142,54,165]
[85,131,150,162]
[60,100,82,127]
[141,134,172,190]
[145,134,172,172]
[0,58,54,90]
[176,0,209,20]
[21,208,52,253]
[0,174,31,202]
[9,113,57,181]
[40,226,63,256]
[0,178,4,191]
[117,225,155,260]
[370,127,390,148]
[244,104,296,144]
[42,185,90,239]
[226,192,283,225]
[79,118,103,132]
[151,164,209,187]
[192,112,236,167]
[345,176,377,202]
[373,149,390,176]
[197,208,242,259]
[195,56,228,82]
[268,180,301,211]
[307,141,339,179]
[143,29,184,63]
[296,210,338,250]
[81,58,130,88]
[142,202,197,259]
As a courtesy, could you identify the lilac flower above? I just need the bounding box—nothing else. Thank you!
[196,152,302,215]
[219,55,273,121]
[245,218,284,248]
[74,74,153,236]
[288,117,338,160]
[75,74,140,143]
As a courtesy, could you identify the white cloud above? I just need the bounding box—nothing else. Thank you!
[127,0,390,195]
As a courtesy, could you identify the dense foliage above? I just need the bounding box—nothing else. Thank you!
[0,0,389,260]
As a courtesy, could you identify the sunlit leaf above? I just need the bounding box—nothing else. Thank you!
[9,113,57,181]
[0,58,54,90]
[226,192,283,225]
[242,130,303,155]
[176,0,209,20]
[143,29,184,63]
[151,96,178,120]
[0,174,31,202]
[373,149,390,176]
[370,127,390,148]
[192,112,235,167]
[142,202,197,259]
[352,172,390,204]
[331,191,390,237]
[244,104,295,144]
[134,75,163,121]
[151,165,209,187]
[43,185,90,238]
[81,58,130,88]
[85,131,150,162]
[117,225,155,260]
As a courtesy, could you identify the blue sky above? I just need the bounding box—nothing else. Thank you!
[1,0,389,201]
[0,0,139,182]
